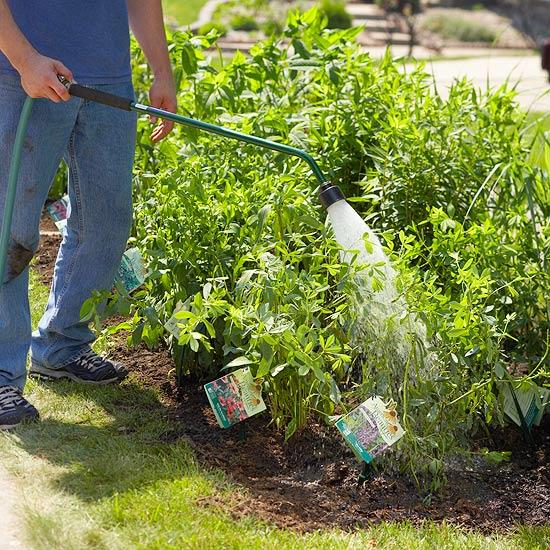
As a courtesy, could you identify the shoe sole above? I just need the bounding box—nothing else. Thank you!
[29,362,124,386]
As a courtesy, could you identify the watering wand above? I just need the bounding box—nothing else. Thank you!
[0,79,347,287]
[59,77,345,208]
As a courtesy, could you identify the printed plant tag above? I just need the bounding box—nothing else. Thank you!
[164,301,185,339]
[501,382,548,428]
[115,247,148,293]
[46,195,69,231]
[335,396,404,463]
[204,367,266,428]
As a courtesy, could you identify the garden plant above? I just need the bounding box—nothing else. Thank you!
[83,9,549,492]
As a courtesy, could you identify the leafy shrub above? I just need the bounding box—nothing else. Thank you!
[198,21,228,37]
[230,14,260,31]
[319,0,352,29]
[421,13,497,42]
[263,19,284,36]
[92,10,548,490]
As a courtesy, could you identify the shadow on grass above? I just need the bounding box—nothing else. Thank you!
[10,377,217,503]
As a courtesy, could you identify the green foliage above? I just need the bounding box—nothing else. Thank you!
[421,13,497,43]
[198,21,228,37]
[230,14,259,31]
[318,0,352,29]
[49,161,67,199]
[263,19,284,36]
[85,9,548,490]
[212,0,270,33]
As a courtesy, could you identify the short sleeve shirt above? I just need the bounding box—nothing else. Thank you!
[0,0,131,84]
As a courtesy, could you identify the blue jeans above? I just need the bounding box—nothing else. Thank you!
[0,74,136,389]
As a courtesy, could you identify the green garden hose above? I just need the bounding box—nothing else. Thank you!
[0,97,34,286]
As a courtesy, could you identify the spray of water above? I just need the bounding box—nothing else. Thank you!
[326,200,432,378]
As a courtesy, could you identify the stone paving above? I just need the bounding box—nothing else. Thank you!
[422,54,550,112]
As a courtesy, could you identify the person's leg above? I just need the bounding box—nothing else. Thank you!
[30,81,137,372]
[0,74,79,390]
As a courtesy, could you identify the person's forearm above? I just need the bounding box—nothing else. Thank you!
[126,0,172,79]
[126,0,176,141]
[0,0,37,73]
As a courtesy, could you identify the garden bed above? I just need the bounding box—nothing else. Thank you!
[108,334,549,533]
[416,7,531,49]
[33,226,550,533]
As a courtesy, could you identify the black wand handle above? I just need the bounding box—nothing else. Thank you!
[58,76,133,111]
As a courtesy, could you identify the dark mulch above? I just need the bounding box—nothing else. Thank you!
[35,210,62,285]
[108,338,549,534]
[36,216,550,534]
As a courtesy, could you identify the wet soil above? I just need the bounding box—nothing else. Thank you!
[36,218,550,534]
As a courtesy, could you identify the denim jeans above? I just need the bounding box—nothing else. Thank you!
[0,74,136,389]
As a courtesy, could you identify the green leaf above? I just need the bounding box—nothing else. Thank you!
[329,377,341,404]
[270,364,286,376]
[189,335,199,352]
[284,418,297,441]
[298,365,310,376]
[226,356,253,368]
[202,282,213,300]
[79,299,95,322]
[256,361,271,379]
[494,363,506,379]
[292,39,311,59]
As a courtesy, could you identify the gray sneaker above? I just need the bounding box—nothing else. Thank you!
[30,350,128,385]
[0,386,39,429]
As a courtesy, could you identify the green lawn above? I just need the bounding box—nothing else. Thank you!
[0,270,548,548]
[163,0,209,26]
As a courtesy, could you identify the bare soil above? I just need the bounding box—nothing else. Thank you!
[36,210,61,286]
[36,217,550,534]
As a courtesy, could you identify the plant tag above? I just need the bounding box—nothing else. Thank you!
[501,382,548,428]
[46,195,69,231]
[204,367,266,429]
[335,396,404,463]
[164,301,185,339]
[115,247,148,293]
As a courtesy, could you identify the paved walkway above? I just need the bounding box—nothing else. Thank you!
[0,465,25,550]
[421,55,550,112]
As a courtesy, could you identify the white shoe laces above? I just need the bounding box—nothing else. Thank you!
[74,350,112,374]
[0,386,28,411]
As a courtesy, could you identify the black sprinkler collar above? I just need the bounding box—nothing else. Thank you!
[318,182,345,209]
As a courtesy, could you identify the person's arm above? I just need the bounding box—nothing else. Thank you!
[0,0,71,102]
[126,0,177,142]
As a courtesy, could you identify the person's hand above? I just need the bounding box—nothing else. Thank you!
[149,74,177,142]
[18,51,73,102]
